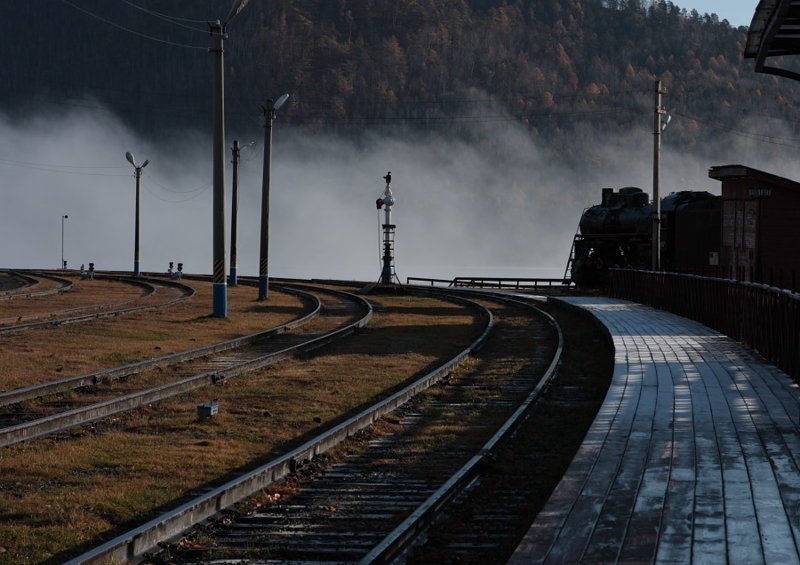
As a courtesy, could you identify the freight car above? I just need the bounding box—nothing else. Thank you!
[569,187,721,287]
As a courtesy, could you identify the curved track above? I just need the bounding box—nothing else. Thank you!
[0,270,73,300]
[0,285,320,407]
[0,274,194,334]
[67,289,561,564]
[0,285,371,448]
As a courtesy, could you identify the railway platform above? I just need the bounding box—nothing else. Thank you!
[510,297,800,564]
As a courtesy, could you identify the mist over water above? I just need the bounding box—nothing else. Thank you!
[1,106,797,282]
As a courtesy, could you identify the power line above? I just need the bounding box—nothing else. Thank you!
[119,0,208,33]
[149,178,211,194]
[144,180,211,203]
[0,160,129,177]
[118,1,211,24]
[60,0,206,50]
[671,111,800,149]
[0,157,126,170]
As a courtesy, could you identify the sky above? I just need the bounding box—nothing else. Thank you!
[676,1,756,27]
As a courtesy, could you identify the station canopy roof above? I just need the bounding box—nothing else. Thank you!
[746,0,800,80]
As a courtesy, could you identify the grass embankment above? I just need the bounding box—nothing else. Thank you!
[0,281,306,392]
[0,293,480,563]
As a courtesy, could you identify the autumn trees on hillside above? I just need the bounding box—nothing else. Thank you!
[4,0,797,151]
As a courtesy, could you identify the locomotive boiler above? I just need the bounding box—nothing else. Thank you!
[569,186,721,287]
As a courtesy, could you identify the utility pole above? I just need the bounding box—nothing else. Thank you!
[210,20,228,316]
[230,140,240,286]
[208,0,250,314]
[258,93,289,301]
[652,79,667,271]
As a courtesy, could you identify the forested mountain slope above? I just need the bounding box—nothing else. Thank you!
[3,0,798,151]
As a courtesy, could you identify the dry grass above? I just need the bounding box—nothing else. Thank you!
[0,293,480,563]
[0,281,307,391]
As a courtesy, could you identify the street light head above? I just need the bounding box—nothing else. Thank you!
[274,93,290,111]
[224,0,250,26]
[125,152,136,167]
[661,114,672,132]
[63,214,68,219]
[141,159,150,169]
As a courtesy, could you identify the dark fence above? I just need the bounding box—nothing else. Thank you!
[609,269,800,382]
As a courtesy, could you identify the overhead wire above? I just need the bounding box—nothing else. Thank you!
[671,110,800,149]
[118,0,208,33]
[149,178,211,194]
[143,179,211,203]
[0,157,126,170]
[0,158,129,177]
[59,0,207,50]
[116,3,213,24]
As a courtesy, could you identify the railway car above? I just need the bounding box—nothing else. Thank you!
[569,187,721,287]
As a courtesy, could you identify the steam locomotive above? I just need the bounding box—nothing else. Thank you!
[570,186,721,287]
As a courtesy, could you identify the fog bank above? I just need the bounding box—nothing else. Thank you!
[1,107,797,282]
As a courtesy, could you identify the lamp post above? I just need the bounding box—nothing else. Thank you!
[125,152,149,277]
[209,0,250,317]
[61,214,68,269]
[258,93,290,300]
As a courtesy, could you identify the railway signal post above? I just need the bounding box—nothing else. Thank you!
[376,172,399,285]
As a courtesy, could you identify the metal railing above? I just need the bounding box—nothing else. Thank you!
[407,276,572,289]
[609,269,800,382]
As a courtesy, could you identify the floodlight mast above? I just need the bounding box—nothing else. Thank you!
[258,93,290,300]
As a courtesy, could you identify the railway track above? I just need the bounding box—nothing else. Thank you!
[0,270,73,300]
[405,296,614,564]
[0,285,370,448]
[0,285,320,407]
[67,289,562,564]
[0,274,194,334]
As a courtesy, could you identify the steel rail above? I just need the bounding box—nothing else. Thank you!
[0,275,194,335]
[359,291,564,563]
[0,287,372,449]
[0,275,156,325]
[0,285,321,407]
[0,270,73,300]
[0,271,40,296]
[66,292,492,565]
